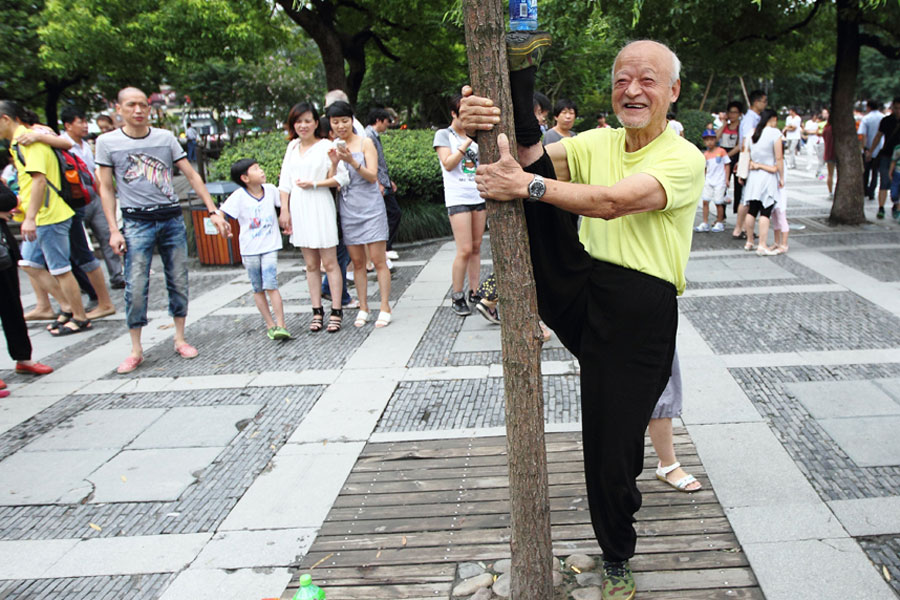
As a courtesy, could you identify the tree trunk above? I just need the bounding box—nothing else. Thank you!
[277,0,348,98]
[698,73,713,112]
[44,81,63,132]
[462,2,553,600]
[829,0,866,224]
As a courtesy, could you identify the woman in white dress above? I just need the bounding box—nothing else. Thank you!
[278,102,345,332]
[741,108,783,256]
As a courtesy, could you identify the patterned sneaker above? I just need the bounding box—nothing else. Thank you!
[711,222,725,232]
[877,207,885,219]
[451,292,471,316]
[475,299,500,324]
[266,327,277,340]
[467,290,481,306]
[602,560,636,600]
[272,326,292,340]
[506,30,552,72]
[694,222,710,233]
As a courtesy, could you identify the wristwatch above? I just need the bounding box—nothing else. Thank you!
[527,174,546,202]
[209,209,224,217]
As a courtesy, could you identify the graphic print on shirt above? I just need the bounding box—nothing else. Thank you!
[123,152,177,202]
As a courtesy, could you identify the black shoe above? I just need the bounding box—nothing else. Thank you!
[451,293,471,316]
[467,290,481,306]
[110,279,126,290]
[475,300,500,325]
[507,30,551,72]
[877,207,885,219]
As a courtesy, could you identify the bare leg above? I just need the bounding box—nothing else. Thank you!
[368,241,391,314]
[743,213,757,248]
[23,273,56,320]
[301,247,323,308]
[173,316,187,347]
[758,216,772,250]
[85,267,115,318]
[268,289,285,328]
[320,247,343,310]
[449,212,474,293]
[826,162,835,194]
[732,203,749,236]
[701,201,710,225]
[128,327,143,360]
[54,272,86,323]
[649,417,701,491]
[348,245,369,313]
[467,210,487,294]
[715,203,726,224]
[23,268,70,319]
[253,291,276,329]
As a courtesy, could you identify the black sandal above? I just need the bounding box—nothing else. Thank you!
[50,318,92,337]
[327,308,343,333]
[309,307,325,332]
[47,311,73,332]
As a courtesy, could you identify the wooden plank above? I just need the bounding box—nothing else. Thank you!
[301,564,456,585]
[639,587,764,599]
[318,503,725,536]
[636,567,758,591]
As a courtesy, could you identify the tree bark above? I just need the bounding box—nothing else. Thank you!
[462,2,553,599]
[829,0,866,224]
[277,0,348,97]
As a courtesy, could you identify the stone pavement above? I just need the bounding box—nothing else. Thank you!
[0,151,898,599]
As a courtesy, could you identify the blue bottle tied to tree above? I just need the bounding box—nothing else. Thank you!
[509,0,538,30]
[291,574,326,600]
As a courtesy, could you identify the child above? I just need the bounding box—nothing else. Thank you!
[220,158,291,340]
[695,128,731,232]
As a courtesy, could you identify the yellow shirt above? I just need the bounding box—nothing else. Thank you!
[10,125,73,226]
[561,127,704,295]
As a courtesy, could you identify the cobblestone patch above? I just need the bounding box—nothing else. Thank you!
[858,535,900,597]
[375,375,580,432]
[729,363,900,501]
[685,254,830,290]
[795,230,900,248]
[106,312,369,378]
[0,572,175,600]
[679,292,900,354]
[407,307,574,368]
[0,385,323,540]
[821,248,900,282]
[222,271,305,308]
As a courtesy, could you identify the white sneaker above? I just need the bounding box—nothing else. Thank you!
[694,222,710,233]
[385,250,399,260]
[711,222,725,232]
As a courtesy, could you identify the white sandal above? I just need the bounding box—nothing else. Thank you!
[374,311,392,328]
[354,310,369,328]
[655,461,701,493]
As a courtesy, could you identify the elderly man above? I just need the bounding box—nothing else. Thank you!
[462,39,703,600]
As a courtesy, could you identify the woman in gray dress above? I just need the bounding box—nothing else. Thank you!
[326,101,392,328]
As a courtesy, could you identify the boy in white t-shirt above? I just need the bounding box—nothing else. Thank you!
[219,159,291,340]
[695,129,731,232]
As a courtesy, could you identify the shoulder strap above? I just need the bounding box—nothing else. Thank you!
[13,143,65,206]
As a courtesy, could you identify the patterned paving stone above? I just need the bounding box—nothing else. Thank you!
[729,363,900,502]
[374,375,580,432]
[685,255,829,290]
[679,292,900,354]
[0,385,323,540]
[0,573,175,600]
[858,535,900,597]
[795,230,900,248]
[821,248,900,282]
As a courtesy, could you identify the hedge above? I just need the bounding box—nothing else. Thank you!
[677,109,714,150]
[209,129,449,242]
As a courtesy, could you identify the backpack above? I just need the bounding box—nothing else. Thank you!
[13,142,96,210]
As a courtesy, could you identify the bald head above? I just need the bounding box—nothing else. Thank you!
[324,89,349,108]
[117,87,147,104]
[612,41,681,87]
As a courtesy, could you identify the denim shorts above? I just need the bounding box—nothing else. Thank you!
[877,154,893,190]
[18,218,73,276]
[243,250,279,293]
[447,202,486,216]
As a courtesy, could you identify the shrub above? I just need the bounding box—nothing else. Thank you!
[677,109,714,150]
[380,129,444,207]
[208,131,287,184]
[395,199,451,243]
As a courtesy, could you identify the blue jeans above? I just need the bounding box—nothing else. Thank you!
[123,216,189,329]
[242,250,279,293]
[322,239,351,305]
[891,168,900,204]
[186,140,197,162]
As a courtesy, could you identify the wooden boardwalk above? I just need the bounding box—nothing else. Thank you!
[283,430,762,599]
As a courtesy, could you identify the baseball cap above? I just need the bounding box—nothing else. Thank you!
[702,128,717,138]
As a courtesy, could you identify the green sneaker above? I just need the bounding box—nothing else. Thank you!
[602,560,635,600]
[266,327,277,340]
[273,326,292,340]
[506,30,551,72]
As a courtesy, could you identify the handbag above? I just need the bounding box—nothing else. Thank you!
[0,233,12,271]
[736,138,750,179]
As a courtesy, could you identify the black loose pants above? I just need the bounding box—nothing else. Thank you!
[0,266,32,362]
[522,152,677,562]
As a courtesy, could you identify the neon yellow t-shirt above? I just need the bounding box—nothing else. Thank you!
[560,127,704,295]
[10,125,73,226]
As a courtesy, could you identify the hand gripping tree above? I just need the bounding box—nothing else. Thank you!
[462,1,554,598]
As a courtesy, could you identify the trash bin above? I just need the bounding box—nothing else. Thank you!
[190,181,242,265]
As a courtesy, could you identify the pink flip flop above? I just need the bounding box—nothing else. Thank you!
[174,343,199,359]
[116,355,144,374]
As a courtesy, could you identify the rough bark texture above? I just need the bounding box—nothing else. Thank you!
[462,2,553,599]
[830,0,866,224]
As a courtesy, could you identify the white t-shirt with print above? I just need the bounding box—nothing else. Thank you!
[433,128,481,208]
[219,183,283,256]
[784,115,802,140]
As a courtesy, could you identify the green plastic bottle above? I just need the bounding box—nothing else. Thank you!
[291,574,326,600]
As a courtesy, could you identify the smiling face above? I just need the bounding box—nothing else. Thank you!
[611,41,680,131]
[292,111,317,141]
[330,116,354,140]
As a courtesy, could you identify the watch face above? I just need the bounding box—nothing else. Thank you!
[530,178,546,200]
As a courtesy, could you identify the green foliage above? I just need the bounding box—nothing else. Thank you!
[395,200,451,243]
[208,131,288,183]
[678,109,714,149]
[380,130,443,206]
